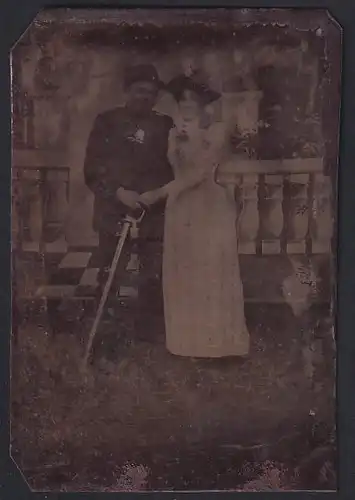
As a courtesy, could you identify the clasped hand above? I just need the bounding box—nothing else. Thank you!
[116,187,161,209]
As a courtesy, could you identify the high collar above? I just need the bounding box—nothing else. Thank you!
[174,115,200,133]
[124,104,153,121]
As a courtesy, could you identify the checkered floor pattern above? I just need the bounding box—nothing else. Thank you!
[34,244,139,300]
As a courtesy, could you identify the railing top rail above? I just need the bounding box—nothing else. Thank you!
[12,166,70,182]
[219,157,324,176]
[12,165,70,172]
[12,149,69,169]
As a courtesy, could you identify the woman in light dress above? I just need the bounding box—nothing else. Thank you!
[140,74,249,358]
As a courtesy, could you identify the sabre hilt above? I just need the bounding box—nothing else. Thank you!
[124,205,146,239]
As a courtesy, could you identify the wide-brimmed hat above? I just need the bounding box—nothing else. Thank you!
[123,64,165,90]
[166,74,221,104]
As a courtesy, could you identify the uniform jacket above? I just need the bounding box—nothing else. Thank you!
[84,106,174,238]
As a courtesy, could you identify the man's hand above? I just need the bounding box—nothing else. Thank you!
[116,187,141,209]
[139,189,161,207]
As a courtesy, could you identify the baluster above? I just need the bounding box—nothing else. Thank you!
[22,169,43,252]
[44,169,69,252]
[261,174,284,254]
[287,173,310,254]
[311,173,332,253]
[238,174,259,254]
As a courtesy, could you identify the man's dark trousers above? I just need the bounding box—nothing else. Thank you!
[96,209,165,347]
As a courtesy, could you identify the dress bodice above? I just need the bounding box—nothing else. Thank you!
[168,119,226,179]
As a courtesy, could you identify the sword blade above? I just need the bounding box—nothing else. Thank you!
[81,220,131,369]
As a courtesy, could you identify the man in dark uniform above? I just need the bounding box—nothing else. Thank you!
[84,64,174,348]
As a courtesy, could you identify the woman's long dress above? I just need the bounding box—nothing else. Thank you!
[163,119,250,357]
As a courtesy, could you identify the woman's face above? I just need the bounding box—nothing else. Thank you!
[178,90,201,121]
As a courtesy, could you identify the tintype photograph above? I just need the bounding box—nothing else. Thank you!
[11,8,340,492]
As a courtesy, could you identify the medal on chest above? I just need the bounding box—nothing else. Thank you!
[126,126,146,144]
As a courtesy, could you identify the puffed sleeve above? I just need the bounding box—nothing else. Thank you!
[167,125,180,178]
[158,122,231,200]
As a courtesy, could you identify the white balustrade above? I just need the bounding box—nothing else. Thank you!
[13,160,332,256]
[217,157,332,256]
[238,174,259,254]
[311,172,333,253]
[12,166,69,253]
[261,174,284,254]
[287,173,310,254]
[20,169,43,252]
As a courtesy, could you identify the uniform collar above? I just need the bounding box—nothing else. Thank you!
[124,104,154,121]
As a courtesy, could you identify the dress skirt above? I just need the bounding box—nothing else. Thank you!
[163,176,250,358]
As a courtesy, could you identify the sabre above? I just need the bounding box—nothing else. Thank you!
[81,206,145,372]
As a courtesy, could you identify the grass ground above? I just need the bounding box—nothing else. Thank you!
[11,301,335,491]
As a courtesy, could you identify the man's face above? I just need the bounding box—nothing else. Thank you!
[126,81,159,115]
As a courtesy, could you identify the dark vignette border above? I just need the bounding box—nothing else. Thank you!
[1,1,354,499]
